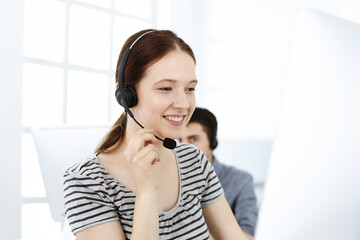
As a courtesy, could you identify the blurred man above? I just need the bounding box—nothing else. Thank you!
[179,107,258,240]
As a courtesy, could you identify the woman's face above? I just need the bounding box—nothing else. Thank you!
[132,50,197,140]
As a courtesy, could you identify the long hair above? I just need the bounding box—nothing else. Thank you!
[96,29,196,154]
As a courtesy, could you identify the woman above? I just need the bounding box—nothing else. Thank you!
[63,29,248,240]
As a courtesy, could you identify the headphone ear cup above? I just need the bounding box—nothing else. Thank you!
[115,85,137,108]
[211,138,218,149]
[115,88,127,107]
[211,123,218,149]
[126,85,138,108]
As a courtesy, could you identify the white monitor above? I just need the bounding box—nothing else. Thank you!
[32,126,110,223]
[255,9,360,240]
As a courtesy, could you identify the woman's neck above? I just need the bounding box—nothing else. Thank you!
[124,118,171,154]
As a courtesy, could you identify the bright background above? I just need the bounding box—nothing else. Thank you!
[1,0,360,239]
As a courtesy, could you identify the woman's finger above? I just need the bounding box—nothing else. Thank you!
[132,144,160,167]
[125,129,159,160]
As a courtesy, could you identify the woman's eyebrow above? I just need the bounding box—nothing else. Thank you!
[153,79,198,85]
[154,79,176,85]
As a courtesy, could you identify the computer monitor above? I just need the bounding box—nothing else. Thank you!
[32,126,110,223]
[255,9,360,240]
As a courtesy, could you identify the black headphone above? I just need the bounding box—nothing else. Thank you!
[210,119,218,150]
[115,30,154,109]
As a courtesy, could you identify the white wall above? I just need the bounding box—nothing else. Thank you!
[155,0,205,69]
[0,0,24,238]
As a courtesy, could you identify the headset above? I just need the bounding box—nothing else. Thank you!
[115,30,177,150]
[210,123,218,150]
[204,110,218,150]
[115,30,153,109]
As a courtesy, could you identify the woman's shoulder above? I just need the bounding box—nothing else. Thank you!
[64,154,104,179]
[175,143,203,163]
[174,143,211,172]
[63,154,119,198]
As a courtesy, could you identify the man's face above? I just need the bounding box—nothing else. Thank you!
[179,122,213,162]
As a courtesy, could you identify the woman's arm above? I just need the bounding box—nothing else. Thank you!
[75,189,159,240]
[75,221,126,240]
[203,196,249,240]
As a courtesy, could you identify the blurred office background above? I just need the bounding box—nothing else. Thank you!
[1,0,360,239]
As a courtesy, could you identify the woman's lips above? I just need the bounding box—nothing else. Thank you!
[163,115,185,126]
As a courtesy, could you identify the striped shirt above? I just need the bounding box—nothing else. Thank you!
[63,143,224,239]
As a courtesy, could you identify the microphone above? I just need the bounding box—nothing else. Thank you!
[124,106,177,150]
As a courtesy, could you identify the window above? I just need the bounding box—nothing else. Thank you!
[22,0,153,238]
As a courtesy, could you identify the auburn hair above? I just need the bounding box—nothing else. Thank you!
[96,29,196,154]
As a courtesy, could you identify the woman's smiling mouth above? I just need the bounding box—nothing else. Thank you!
[163,115,185,126]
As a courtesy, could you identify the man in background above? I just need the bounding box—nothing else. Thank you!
[179,107,258,240]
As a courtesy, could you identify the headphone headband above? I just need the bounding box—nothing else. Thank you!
[115,30,154,109]
[129,30,154,49]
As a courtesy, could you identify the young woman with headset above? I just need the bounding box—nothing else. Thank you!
[63,29,249,240]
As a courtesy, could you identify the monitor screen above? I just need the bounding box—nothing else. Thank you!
[255,9,360,240]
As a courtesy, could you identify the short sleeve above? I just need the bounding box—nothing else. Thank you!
[199,153,224,207]
[63,170,120,234]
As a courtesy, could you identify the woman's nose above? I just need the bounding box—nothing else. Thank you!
[172,90,190,109]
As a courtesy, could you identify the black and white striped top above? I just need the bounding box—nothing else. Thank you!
[63,144,224,239]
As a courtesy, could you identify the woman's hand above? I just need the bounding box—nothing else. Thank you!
[124,129,161,239]
[124,129,160,194]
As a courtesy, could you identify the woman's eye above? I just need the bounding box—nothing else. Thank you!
[158,87,172,91]
[186,87,196,92]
